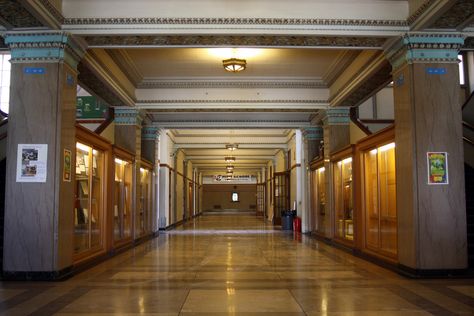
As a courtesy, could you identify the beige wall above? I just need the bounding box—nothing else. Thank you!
[203,184,257,212]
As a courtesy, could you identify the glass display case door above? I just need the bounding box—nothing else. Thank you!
[256,183,265,217]
[273,171,289,225]
[334,157,353,241]
[138,167,152,237]
[363,142,397,258]
[114,157,133,243]
[74,142,104,256]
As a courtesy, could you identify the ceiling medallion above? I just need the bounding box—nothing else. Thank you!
[223,58,246,72]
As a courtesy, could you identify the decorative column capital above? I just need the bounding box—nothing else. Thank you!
[114,108,144,127]
[142,126,159,141]
[4,31,87,69]
[323,108,350,126]
[302,126,323,140]
[384,32,465,71]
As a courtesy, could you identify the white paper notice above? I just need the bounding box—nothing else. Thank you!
[16,144,48,183]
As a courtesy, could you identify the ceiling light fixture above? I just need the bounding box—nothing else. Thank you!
[226,143,238,151]
[223,58,246,72]
[226,165,234,171]
[225,156,236,163]
[227,170,233,175]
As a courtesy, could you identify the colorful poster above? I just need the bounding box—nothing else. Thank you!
[63,149,72,182]
[427,152,448,185]
[16,144,48,183]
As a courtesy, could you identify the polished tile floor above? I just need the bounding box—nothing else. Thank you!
[1,214,474,315]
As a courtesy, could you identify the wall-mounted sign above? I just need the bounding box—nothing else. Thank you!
[63,149,72,182]
[24,67,45,75]
[76,96,108,119]
[426,67,447,75]
[16,144,48,183]
[427,152,448,185]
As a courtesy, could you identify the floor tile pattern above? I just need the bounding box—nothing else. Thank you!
[1,214,473,315]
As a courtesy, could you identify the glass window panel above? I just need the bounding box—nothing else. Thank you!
[1,89,9,104]
[90,149,103,248]
[333,161,343,238]
[342,159,353,240]
[459,54,465,85]
[379,145,397,255]
[2,70,10,86]
[2,55,11,71]
[74,144,91,254]
[364,150,379,249]
[123,161,133,239]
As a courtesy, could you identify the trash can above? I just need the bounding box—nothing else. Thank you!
[281,210,295,230]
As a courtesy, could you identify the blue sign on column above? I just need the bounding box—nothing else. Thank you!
[24,67,46,75]
[426,67,447,75]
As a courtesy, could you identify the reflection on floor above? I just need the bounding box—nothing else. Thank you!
[1,214,474,315]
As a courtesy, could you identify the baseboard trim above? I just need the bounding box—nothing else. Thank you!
[2,265,74,281]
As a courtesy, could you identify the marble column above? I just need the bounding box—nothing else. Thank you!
[385,33,467,272]
[321,108,350,238]
[3,31,86,279]
[114,108,143,240]
[158,131,170,229]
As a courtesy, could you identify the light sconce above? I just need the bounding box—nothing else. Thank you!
[223,58,246,72]
[226,143,238,151]
[225,156,236,163]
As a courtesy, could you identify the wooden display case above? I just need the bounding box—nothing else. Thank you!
[113,146,134,247]
[137,159,153,238]
[331,145,355,246]
[356,126,397,263]
[309,157,326,236]
[74,125,111,264]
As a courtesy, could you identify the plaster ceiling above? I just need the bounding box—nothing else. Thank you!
[112,48,355,86]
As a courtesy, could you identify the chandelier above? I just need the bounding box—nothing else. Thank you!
[225,156,236,163]
[226,143,238,151]
[226,165,234,171]
[223,58,246,72]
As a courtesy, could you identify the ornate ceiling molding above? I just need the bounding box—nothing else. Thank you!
[84,35,387,48]
[150,119,312,129]
[137,81,327,89]
[148,108,316,113]
[0,0,43,28]
[65,17,407,27]
[431,0,474,30]
[407,0,437,26]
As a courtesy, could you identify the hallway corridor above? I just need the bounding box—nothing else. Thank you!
[1,214,474,315]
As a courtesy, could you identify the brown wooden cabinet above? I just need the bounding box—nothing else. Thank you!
[331,145,355,246]
[356,126,397,262]
[74,126,111,264]
[113,146,134,247]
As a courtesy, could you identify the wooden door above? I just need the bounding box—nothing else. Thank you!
[188,183,194,218]
[273,171,289,225]
[256,183,265,217]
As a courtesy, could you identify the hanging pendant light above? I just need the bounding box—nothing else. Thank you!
[223,58,246,72]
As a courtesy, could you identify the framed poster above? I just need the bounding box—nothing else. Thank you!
[427,152,448,185]
[16,144,48,183]
[63,149,72,182]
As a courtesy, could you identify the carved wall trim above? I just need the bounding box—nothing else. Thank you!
[137,81,327,89]
[64,17,408,27]
[84,35,387,48]
[138,99,326,104]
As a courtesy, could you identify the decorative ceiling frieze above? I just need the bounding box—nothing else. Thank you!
[37,0,64,24]
[147,108,317,113]
[0,0,43,28]
[84,35,387,48]
[464,36,474,48]
[64,17,408,27]
[407,0,437,26]
[431,0,474,30]
[78,61,128,107]
[338,61,392,108]
[137,81,327,89]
